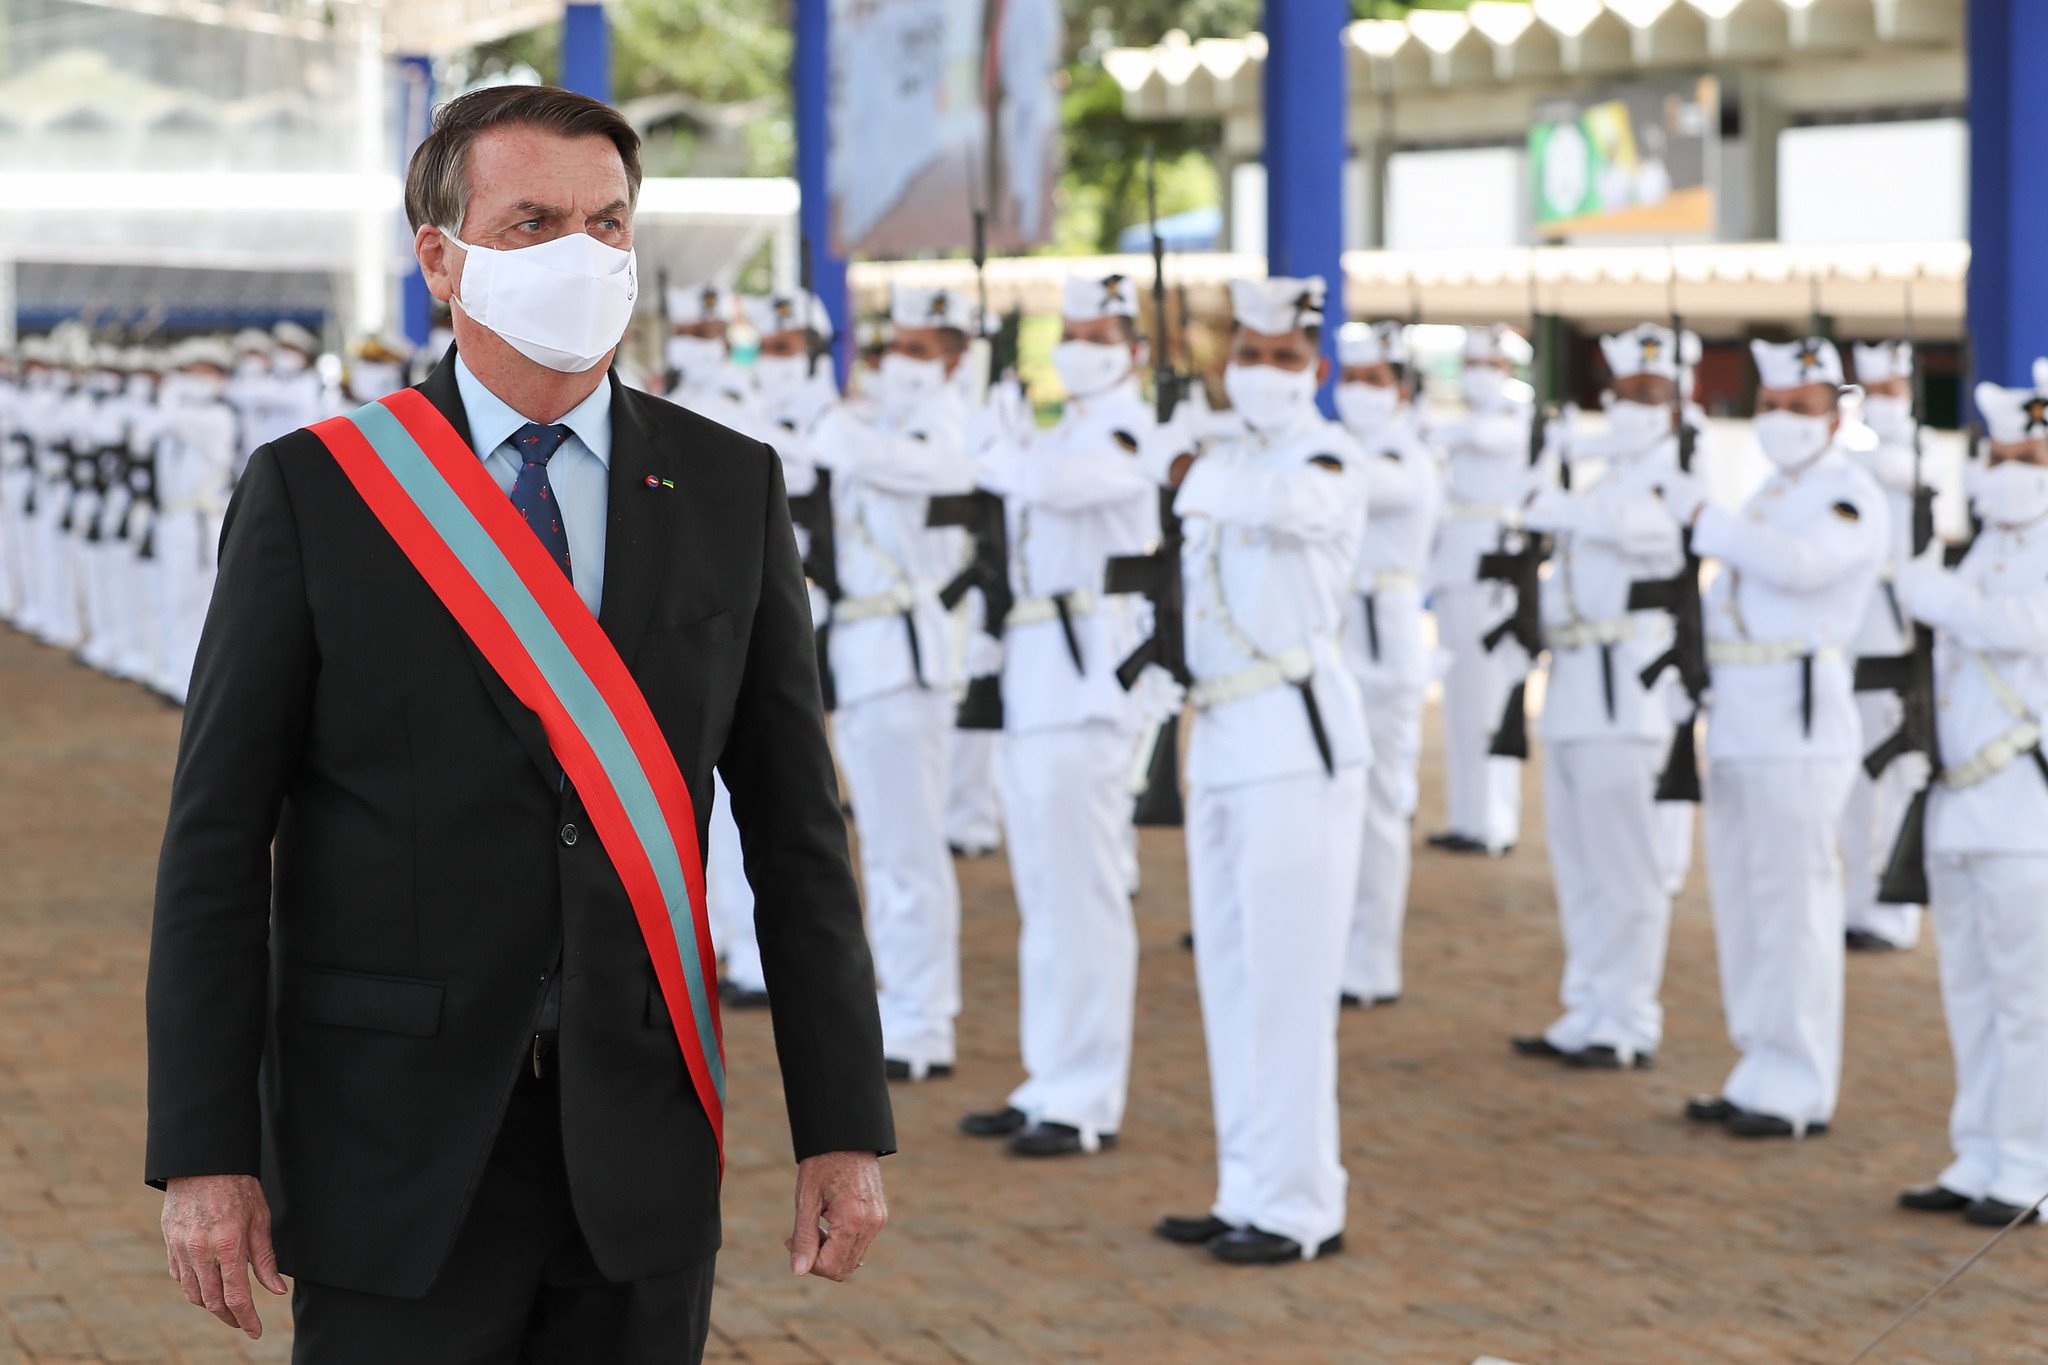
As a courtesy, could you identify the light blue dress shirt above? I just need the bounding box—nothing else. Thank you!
[455,355,612,617]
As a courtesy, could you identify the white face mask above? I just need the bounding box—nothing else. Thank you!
[183,372,228,402]
[1753,410,1833,470]
[1461,365,1508,410]
[1965,460,2048,528]
[1223,362,1317,432]
[1050,340,1131,400]
[876,352,947,409]
[665,334,727,383]
[1607,399,1671,451]
[273,350,310,376]
[453,231,638,375]
[1334,381,1401,432]
[1863,395,1915,444]
[752,353,811,396]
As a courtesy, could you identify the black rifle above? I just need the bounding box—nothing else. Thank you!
[927,490,1011,730]
[1479,321,1556,760]
[655,266,675,391]
[1104,143,1192,827]
[787,466,840,711]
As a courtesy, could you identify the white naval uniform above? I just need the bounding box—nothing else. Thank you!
[76,386,131,674]
[1427,397,1537,850]
[942,395,1023,858]
[1176,405,1370,1255]
[115,394,168,685]
[28,383,88,649]
[1695,446,1889,1127]
[1896,523,2048,1209]
[812,392,974,1071]
[1337,412,1441,1003]
[10,377,61,638]
[1522,427,1688,1062]
[1842,430,1927,949]
[152,393,240,703]
[978,379,1157,1143]
[0,376,26,622]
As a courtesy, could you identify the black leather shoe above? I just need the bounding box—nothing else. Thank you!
[1899,1183,1974,1212]
[1374,994,1401,1007]
[1963,1197,2041,1227]
[1512,1035,1568,1059]
[1010,1122,1115,1157]
[1846,929,1901,953]
[958,1106,1028,1138]
[1685,1095,1738,1123]
[1426,831,1487,852]
[1726,1110,1828,1139]
[1565,1045,1654,1071]
[1208,1227,1344,1265]
[1155,1213,1233,1245]
[1180,931,1195,951]
[884,1059,954,1082]
[1340,992,1364,1009]
[718,981,770,1008]
[948,842,997,860]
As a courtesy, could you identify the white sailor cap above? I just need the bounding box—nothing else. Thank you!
[1752,336,1845,390]
[273,321,319,355]
[1337,320,1407,368]
[1229,276,1325,336]
[178,337,236,372]
[741,290,834,340]
[233,327,273,355]
[130,347,168,373]
[1852,340,1914,386]
[1974,361,2048,444]
[92,345,127,373]
[665,283,730,327]
[890,284,971,332]
[1062,274,1141,324]
[18,336,50,365]
[1463,323,1534,366]
[1601,324,1700,383]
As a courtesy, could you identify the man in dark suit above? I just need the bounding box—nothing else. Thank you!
[146,86,894,1362]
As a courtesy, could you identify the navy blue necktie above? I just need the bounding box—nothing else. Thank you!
[507,422,573,583]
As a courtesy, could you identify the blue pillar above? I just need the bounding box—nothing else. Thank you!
[1967,0,2048,391]
[397,54,435,349]
[1263,0,1348,411]
[795,0,849,387]
[562,2,612,104]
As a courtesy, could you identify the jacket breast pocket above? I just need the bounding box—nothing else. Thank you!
[670,609,736,648]
[291,969,445,1037]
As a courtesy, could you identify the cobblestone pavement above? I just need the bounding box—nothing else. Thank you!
[2,622,2044,1364]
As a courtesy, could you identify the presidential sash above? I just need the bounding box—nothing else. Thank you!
[309,390,725,1163]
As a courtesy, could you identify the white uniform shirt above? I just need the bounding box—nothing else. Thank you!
[1846,428,1925,658]
[1338,412,1441,694]
[979,380,1159,733]
[1524,432,1689,743]
[1694,447,1890,762]
[742,371,842,629]
[1175,405,1371,789]
[1426,397,1540,591]
[811,392,975,707]
[1898,523,2048,856]
[157,395,239,520]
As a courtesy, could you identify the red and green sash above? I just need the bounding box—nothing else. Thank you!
[310,390,725,1163]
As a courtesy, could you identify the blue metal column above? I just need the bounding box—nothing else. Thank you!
[397,54,435,349]
[561,2,613,104]
[1263,0,1348,409]
[1967,0,2048,388]
[795,0,849,386]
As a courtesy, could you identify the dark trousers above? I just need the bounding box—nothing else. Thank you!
[291,1069,716,1364]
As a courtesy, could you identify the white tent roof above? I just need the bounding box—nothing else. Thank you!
[57,0,571,57]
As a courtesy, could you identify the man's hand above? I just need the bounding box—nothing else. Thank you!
[161,1174,286,1339]
[786,1151,887,1282]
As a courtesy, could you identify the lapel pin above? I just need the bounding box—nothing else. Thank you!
[644,476,676,491]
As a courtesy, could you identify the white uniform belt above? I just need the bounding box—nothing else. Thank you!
[1706,639,1843,667]
[1005,588,1096,629]
[1943,720,2044,790]
[1360,570,1418,595]
[1545,618,1633,651]
[833,584,917,625]
[1190,646,1316,710]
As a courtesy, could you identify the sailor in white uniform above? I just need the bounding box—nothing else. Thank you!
[662,283,751,428]
[151,338,242,704]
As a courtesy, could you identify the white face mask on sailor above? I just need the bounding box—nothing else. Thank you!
[752,353,811,396]
[1050,340,1131,400]
[665,334,727,382]
[1223,363,1317,432]
[1334,382,1400,431]
[1753,410,1833,470]
[1461,365,1509,410]
[875,352,948,409]
[1606,399,1672,450]
[1862,395,1915,444]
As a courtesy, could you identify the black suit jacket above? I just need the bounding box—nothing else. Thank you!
[145,354,893,1298]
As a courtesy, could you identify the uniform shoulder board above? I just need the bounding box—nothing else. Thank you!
[1307,452,1346,472]
[1831,500,1861,522]
[1111,429,1140,453]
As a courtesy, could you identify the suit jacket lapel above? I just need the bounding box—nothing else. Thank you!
[597,372,678,671]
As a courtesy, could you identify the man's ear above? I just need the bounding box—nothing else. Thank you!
[416,226,460,304]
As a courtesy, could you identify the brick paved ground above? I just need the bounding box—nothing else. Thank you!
[2,621,2044,1364]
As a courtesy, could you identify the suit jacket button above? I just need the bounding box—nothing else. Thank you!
[560,822,580,846]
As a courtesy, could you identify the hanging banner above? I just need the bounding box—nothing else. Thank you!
[828,0,1063,257]
[1530,75,1719,239]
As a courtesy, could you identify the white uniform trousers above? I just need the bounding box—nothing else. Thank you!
[78,540,123,672]
[1930,853,2048,1208]
[996,723,1139,1141]
[1344,682,1426,1001]
[1842,691,1924,948]
[705,775,765,995]
[946,726,1003,853]
[836,685,961,1068]
[152,509,219,702]
[1540,738,1674,1060]
[1704,758,1855,1126]
[1188,765,1366,1255]
[116,548,161,683]
[1431,584,1522,850]
[1658,800,1696,898]
[0,482,26,621]
[32,505,81,648]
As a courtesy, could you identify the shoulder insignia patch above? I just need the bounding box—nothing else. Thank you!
[1831,500,1861,522]
[1307,453,1346,472]
[1111,429,1140,453]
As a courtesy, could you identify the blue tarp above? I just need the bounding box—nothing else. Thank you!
[1116,205,1223,254]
